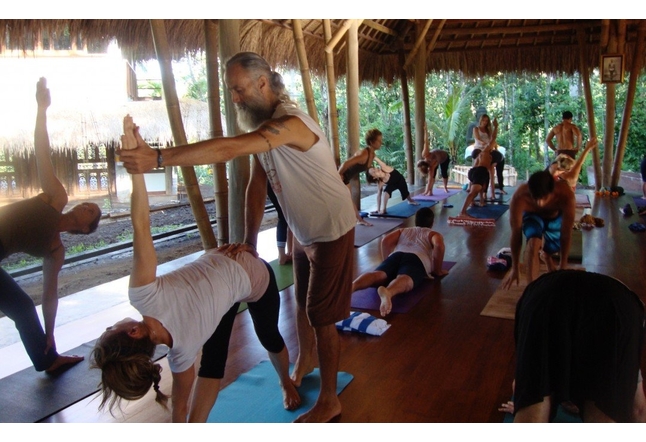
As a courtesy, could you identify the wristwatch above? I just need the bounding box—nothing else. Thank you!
[156,148,163,168]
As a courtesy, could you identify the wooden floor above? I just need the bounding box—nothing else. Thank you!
[3,186,646,423]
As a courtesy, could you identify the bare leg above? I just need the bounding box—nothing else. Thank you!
[291,306,317,387]
[380,191,391,214]
[632,380,646,422]
[294,324,342,423]
[561,139,597,188]
[351,270,388,293]
[443,176,449,193]
[539,250,556,272]
[581,401,615,423]
[513,395,552,422]
[458,185,481,218]
[489,164,497,199]
[377,274,414,317]
[524,238,542,285]
[268,346,301,410]
[188,377,221,422]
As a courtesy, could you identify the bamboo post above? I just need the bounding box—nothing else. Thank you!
[346,19,361,209]
[149,19,216,250]
[325,19,363,54]
[413,21,427,186]
[323,19,341,165]
[611,21,646,188]
[292,19,319,124]
[204,19,229,246]
[219,19,248,243]
[602,21,618,187]
[577,27,601,190]
[399,48,414,184]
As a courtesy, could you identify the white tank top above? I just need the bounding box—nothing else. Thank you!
[256,103,356,246]
[392,227,434,274]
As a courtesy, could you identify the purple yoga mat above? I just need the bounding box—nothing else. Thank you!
[354,218,403,247]
[412,188,461,201]
[575,193,591,208]
[350,261,457,313]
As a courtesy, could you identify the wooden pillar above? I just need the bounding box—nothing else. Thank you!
[292,19,319,124]
[611,21,646,188]
[323,19,340,164]
[399,48,414,184]
[204,19,229,246]
[346,20,361,208]
[413,21,427,186]
[577,27,601,190]
[601,21,618,187]
[149,19,216,250]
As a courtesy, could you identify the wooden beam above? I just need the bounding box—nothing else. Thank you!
[611,21,646,188]
[325,19,363,53]
[323,19,340,166]
[403,19,433,69]
[346,20,361,208]
[577,27,601,190]
[292,19,319,124]
[149,19,217,250]
[425,19,446,56]
[437,21,598,37]
[204,19,229,246]
[219,19,248,243]
[363,20,398,37]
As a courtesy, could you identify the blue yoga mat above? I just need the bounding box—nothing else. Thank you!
[207,361,353,423]
[466,204,509,220]
[370,200,437,219]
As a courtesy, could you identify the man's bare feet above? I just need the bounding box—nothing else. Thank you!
[45,354,84,373]
[539,250,556,272]
[294,397,342,423]
[377,286,393,317]
[357,219,373,226]
[281,379,302,410]
[407,200,419,206]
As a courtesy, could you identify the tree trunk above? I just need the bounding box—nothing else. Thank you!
[149,19,216,250]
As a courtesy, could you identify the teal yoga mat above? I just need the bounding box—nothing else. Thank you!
[370,200,437,219]
[268,260,294,291]
[466,203,509,220]
[207,361,353,423]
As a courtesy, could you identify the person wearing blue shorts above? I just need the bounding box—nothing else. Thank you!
[502,170,576,289]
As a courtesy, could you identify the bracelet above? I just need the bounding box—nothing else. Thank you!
[244,241,257,250]
[156,148,163,168]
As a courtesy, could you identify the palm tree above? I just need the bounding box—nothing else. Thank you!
[427,85,477,163]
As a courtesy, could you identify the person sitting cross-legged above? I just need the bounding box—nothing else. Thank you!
[351,207,447,317]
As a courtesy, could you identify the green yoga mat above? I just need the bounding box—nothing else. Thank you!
[207,360,353,423]
[269,259,294,291]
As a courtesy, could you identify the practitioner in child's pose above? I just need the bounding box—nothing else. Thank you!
[91,118,300,422]
[351,207,447,316]
[0,78,101,373]
[366,157,418,215]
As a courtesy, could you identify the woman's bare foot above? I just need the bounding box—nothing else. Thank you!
[407,199,419,206]
[45,354,84,373]
[281,379,302,410]
[377,286,393,317]
[357,218,373,226]
[294,397,342,423]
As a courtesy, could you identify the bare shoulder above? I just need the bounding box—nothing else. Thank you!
[258,114,317,151]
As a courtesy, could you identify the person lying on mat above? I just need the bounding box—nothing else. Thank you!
[417,124,450,196]
[456,118,498,219]
[0,78,101,373]
[351,207,447,317]
[506,270,646,423]
[547,138,597,190]
[91,119,300,422]
[502,170,575,290]
[366,157,418,215]
[338,128,387,226]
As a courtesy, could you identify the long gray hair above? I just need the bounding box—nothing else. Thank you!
[225,52,295,105]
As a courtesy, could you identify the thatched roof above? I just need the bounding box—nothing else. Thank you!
[0,98,210,153]
[2,19,645,84]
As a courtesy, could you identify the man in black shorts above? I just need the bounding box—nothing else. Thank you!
[513,270,646,422]
[457,148,492,218]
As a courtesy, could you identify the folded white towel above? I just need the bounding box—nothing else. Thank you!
[335,311,391,336]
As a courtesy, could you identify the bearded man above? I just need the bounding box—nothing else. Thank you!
[120,52,356,423]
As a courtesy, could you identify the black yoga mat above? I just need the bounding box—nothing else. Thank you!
[0,339,167,422]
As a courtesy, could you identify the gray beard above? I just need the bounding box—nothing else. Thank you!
[235,103,275,132]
